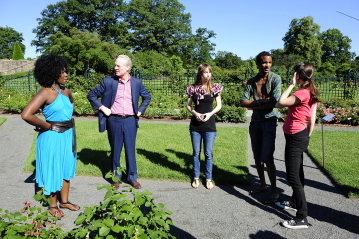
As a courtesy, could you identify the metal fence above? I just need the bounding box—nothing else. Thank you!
[1,69,358,101]
[1,70,39,93]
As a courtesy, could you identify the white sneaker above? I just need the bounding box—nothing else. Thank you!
[275,201,297,212]
[282,218,309,229]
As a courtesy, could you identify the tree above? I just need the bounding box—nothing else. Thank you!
[321,28,354,65]
[47,28,127,74]
[0,26,25,59]
[214,51,242,70]
[32,0,126,53]
[316,62,336,77]
[350,57,359,72]
[270,48,304,72]
[123,0,192,55]
[132,50,181,76]
[12,42,24,60]
[188,28,216,66]
[282,16,323,67]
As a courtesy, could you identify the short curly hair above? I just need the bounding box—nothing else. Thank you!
[34,54,68,87]
[255,51,272,65]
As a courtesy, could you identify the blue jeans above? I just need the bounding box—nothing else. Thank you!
[190,131,217,179]
[284,128,309,220]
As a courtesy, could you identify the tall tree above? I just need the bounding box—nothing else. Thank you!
[282,16,323,67]
[270,48,304,71]
[123,0,192,55]
[47,28,127,74]
[12,42,24,60]
[188,28,216,66]
[32,0,126,53]
[0,26,25,59]
[321,28,354,65]
[214,51,242,70]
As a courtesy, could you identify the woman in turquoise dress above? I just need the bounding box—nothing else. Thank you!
[21,54,79,219]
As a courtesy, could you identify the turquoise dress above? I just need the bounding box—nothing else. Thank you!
[36,89,77,195]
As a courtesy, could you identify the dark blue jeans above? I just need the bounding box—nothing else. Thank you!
[284,128,309,220]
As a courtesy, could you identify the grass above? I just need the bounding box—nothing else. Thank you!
[0,117,6,126]
[308,130,359,198]
[23,121,250,186]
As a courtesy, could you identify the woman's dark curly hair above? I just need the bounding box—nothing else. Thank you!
[34,54,68,87]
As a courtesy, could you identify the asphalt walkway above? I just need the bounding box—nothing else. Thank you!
[0,113,358,239]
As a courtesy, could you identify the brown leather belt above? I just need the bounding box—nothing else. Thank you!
[110,114,134,119]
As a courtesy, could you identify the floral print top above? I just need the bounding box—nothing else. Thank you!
[186,83,223,105]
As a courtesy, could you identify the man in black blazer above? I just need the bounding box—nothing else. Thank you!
[87,55,151,189]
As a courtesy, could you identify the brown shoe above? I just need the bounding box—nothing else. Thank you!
[130,181,141,189]
[113,182,120,189]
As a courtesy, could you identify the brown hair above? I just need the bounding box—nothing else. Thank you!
[294,62,320,103]
[194,63,213,94]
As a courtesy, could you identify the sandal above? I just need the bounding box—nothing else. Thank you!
[59,201,80,211]
[191,178,200,188]
[48,206,64,219]
[206,179,214,190]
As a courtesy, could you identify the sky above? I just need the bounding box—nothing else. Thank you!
[1,0,358,61]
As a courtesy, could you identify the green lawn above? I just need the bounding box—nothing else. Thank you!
[23,121,250,186]
[0,117,6,126]
[308,130,359,198]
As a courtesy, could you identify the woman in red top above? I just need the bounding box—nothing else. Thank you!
[275,62,319,229]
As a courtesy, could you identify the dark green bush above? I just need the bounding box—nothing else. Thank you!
[0,88,33,113]
[216,105,247,123]
[67,71,105,93]
[73,92,94,115]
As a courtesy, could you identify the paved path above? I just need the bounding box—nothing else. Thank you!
[0,113,358,238]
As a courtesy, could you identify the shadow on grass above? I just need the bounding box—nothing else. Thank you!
[136,148,192,181]
[306,151,359,198]
[77,148,111,178]
[165,149,249,186]
[137,148,250,186]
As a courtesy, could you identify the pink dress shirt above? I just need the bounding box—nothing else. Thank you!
[99,77,135,115]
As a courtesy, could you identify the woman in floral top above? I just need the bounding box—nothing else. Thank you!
[186,63,223,189]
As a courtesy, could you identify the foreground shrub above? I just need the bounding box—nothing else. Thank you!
[69,171,175,239]
[0,189,66,238]
[0,172,175,239]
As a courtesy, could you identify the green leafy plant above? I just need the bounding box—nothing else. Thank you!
[0,189,66,238]
[0,173,175,239]
[67,171,175,239]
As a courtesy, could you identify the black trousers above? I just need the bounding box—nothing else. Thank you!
[284,128,309,220]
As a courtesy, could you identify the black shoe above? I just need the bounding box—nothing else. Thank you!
[282,218,309,229]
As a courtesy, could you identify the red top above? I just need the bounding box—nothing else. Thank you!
[283,88,316,134]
